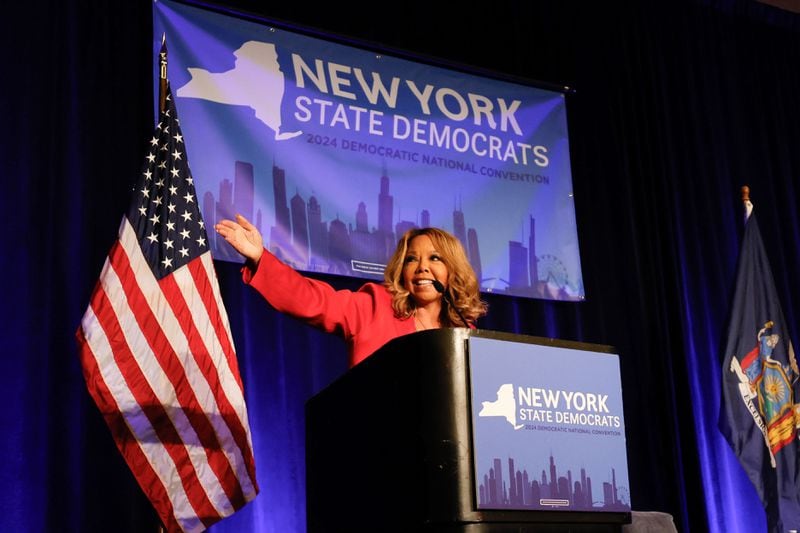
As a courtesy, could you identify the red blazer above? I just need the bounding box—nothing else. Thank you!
[243,249,416,367]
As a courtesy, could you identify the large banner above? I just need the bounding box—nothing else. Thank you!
[470,336,631,512]
[153,0,584,300]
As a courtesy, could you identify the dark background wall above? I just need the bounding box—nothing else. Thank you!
[3,1,800,531]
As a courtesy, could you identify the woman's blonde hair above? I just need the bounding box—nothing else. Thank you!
[384,227,488,326]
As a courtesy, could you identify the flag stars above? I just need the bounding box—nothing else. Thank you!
[129,85,208,274]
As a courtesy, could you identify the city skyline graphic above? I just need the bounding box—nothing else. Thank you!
[201,158,578,299]
[478,452,630,512]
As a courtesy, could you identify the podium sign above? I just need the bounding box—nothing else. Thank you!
[469,336,631,512]
[306,329,632,532]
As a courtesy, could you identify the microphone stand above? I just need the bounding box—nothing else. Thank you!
[432,279,470,328]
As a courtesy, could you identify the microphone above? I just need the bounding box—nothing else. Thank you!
[432,279,470,329]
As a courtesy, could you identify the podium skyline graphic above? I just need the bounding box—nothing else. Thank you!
[479,452,630,512]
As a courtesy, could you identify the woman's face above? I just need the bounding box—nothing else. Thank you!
[402,234,449,306]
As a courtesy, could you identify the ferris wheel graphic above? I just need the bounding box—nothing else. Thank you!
[616,486,630,506]
[536,253,569,288]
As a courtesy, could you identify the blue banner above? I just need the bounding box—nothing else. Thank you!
[470,336,630,511]
[153,0,584,300]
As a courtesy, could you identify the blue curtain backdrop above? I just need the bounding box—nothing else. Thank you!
[3,1,800,531]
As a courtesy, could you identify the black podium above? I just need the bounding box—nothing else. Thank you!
[305,328,631,532]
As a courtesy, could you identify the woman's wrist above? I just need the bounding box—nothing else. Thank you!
[245,247,262,268]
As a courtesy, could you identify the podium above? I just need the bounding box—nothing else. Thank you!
[306,328,632,532]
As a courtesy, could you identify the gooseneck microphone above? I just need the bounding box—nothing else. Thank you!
[432,279,470,329]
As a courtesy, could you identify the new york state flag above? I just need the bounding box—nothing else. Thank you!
[719,200,800,533]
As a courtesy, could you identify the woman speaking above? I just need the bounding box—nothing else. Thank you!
[215,215,488,367]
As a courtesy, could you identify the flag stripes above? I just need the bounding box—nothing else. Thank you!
[77,325,186,533]
[79,220,256,532]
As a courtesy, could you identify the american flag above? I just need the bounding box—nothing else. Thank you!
[76,41,258,533]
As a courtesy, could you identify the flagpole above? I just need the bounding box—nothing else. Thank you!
[157,34,169,533]
[157,33,168,533]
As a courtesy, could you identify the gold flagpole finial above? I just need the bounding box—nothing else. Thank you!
[741,185,753,222]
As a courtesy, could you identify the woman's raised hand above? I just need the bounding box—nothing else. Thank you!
[214,214,264,264]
